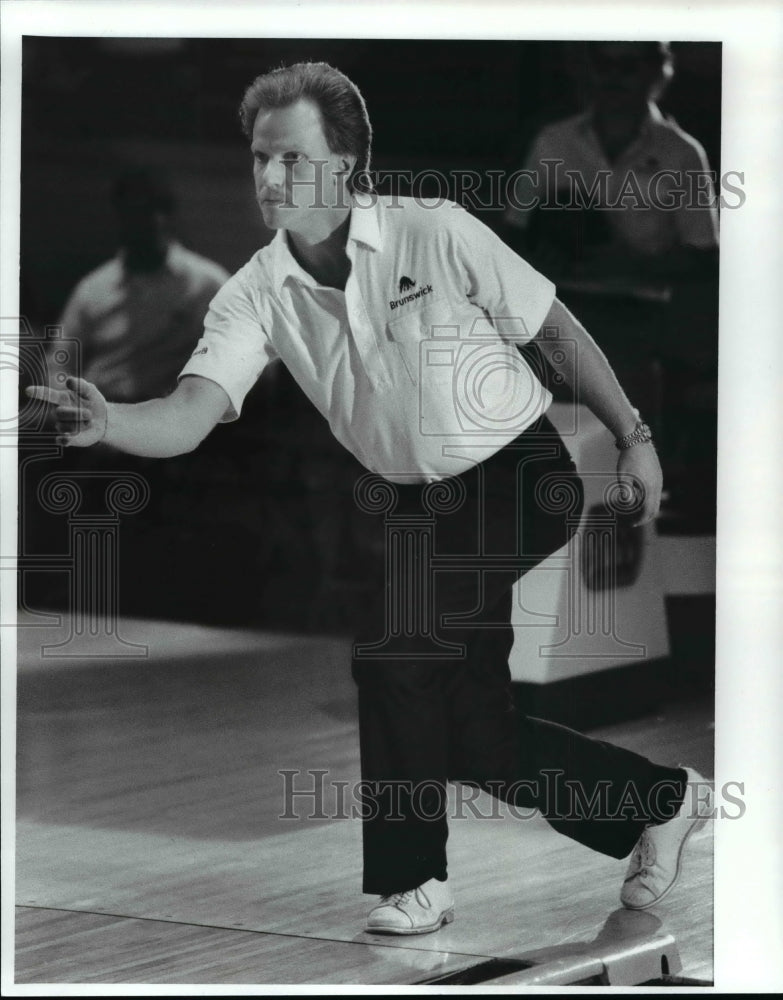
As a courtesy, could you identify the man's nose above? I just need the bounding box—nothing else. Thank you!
[259,157,286,189]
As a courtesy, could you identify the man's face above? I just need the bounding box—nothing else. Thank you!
[251,99,352,231]
[115,197,169,270]
[589,43,658,112]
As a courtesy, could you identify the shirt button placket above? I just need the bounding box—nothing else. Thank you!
[346,275,389,390]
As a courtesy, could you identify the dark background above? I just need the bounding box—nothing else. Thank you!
[21,37,721,318]
[18,37,721,635]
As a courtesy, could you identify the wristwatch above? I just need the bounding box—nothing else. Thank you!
[615,420,653,450]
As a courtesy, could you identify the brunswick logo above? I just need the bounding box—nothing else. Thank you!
[389,275,433,311]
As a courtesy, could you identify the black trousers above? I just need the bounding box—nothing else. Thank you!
[351,414,685,895]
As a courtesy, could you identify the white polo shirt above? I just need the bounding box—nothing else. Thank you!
[505,103,719,256]
[179,196,555,483]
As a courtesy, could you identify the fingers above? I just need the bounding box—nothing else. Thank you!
[632,482,661,527]
[54,423,97,447]
[67,376,100,401]
[616,445,663,528]
[25,385,70,407]
[615,473,659,527]
[55,414,93,434]
[55,405,97,438]
[633,504,655,527]
[26,377,99,403]
[25,381,103,446]
[55,405,92,422]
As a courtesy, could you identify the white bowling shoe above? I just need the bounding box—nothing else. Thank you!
[365,877,455,934]
[621,767,714,910]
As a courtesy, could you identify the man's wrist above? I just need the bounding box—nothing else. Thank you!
[99,403,111,444]
[610,406,641,442]
[615,419,654,450]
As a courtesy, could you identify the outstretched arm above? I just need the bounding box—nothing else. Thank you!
[533,296,663,526]
[26,374,230,458]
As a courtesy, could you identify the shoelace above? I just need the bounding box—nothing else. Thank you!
[381,887,432,909]
[382,889,415,907]
[628,829,657,878]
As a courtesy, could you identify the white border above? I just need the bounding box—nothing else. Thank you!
[2,0,782,994]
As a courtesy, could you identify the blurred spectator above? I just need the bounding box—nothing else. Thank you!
[503,42,719,282]
[503,43,720,529]
[50,165,229,401]
[33,166,232,616]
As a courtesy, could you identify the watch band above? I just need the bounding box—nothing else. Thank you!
[615,420,653,450]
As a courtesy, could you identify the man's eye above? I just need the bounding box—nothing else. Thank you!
[282,153,303,164]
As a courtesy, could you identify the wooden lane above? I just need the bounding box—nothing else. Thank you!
[15,613,714,984]
[16,800,713,970]
[15,908,485,985]
[17,618,359,842]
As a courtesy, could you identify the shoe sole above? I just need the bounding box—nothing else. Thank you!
[365,907,455,935]
[621,812,710,911]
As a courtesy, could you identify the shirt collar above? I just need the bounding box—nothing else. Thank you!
[119,239,179,278]
[583,102,663,162]
[634,101,665,140]
[268,196,383,292]
[584,101,661,129]
[347,196,382,252]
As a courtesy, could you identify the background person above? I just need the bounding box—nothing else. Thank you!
[33,165,232,615]
[503,41,719,280]
[49,164,230,402]
[503,41,720,527]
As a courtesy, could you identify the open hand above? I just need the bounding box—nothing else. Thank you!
[25,377,107,447]
[616,442,663,527]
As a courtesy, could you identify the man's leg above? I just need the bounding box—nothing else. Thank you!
[445,583,688,860]
[353,658,451,895]
[353,414,700,929]
[446,623,707,914]
[443,420,690,858]
[352,417,576,900]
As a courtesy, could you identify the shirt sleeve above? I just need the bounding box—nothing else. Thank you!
[177,269,277,422]
[675,138,719,250]
[503,130,551,231]
[450,204,556,343]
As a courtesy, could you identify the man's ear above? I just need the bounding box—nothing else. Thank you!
[338,154,356,176]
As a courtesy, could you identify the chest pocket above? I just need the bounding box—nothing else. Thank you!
[386,296,460,386]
